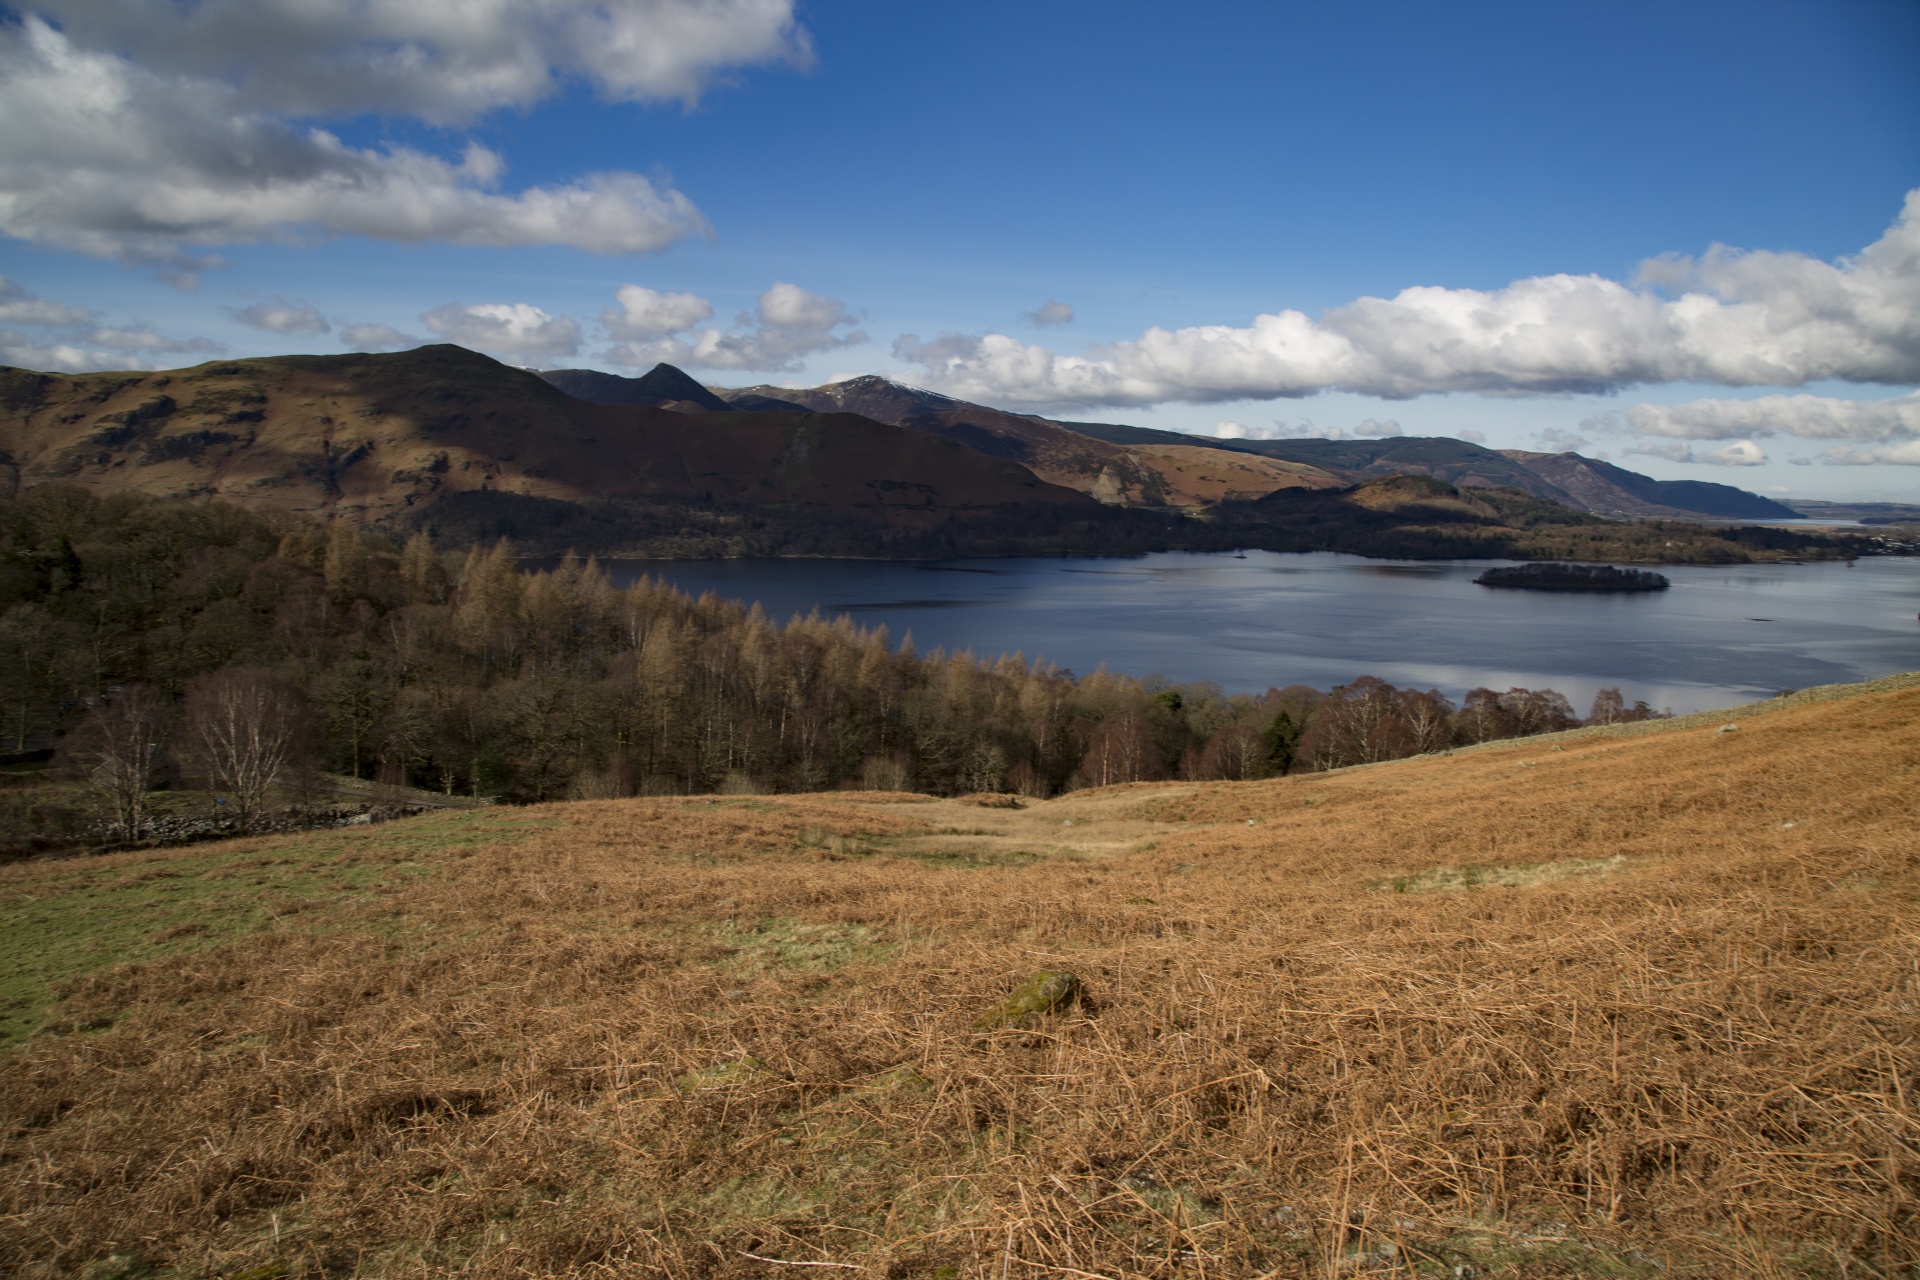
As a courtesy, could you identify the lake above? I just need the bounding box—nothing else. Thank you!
[572,551,1920,715]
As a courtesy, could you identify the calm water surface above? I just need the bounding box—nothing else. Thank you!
[580,552,1920,714]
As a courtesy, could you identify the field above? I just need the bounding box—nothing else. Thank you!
[2,677,1917,1278]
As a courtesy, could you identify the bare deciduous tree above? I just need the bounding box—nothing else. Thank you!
[1078,715,1163,788]
[184,668,309,832]
[65,684,170,841]
[1193,722,1266,781]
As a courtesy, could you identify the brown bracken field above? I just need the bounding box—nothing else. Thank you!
[3,676,1917,1279]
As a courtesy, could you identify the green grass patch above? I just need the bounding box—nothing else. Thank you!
[708,918,895,972]
[890,845,1049,868]
[1374,854,1626,895]
[0,809,544,1048]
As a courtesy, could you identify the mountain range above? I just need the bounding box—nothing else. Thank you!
[0,346,1876,565]
[0,346,1091,525]
[541,363,1801,522]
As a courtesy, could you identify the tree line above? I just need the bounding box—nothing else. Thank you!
[1,486,1663,838]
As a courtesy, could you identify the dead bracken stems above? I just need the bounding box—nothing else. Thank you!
[0,685,1915,1278]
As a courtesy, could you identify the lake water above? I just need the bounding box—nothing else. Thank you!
[578,551,1920,715]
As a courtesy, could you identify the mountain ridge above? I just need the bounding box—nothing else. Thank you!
[623,364,1800,524]
[548,365,1348,507]
[1498,450,1799,520]
[0,346,1096,526]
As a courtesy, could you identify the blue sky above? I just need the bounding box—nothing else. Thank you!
[1,0,1916,498]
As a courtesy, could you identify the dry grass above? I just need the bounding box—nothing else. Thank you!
[2,680,1917,1278]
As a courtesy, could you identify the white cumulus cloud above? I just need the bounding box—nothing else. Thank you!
[0,325,220,372]
[890,190,1920,410]
[339,322,423,352]
[31,0,811,124]
[1456,429,1486,443]
[1609,388,1920,466]
[1624,439,1695,463]
[603,281,864,371]
[0,6,802,269]
[422,303,581,364]
[1022,299,1074,327]
[0,275,222,371]
[1624,437,1769,466]
[1698,439,1768,466]
[0,276,92,327]
[756,281,851,332]
[1535,427,1592,452]
[601,284,714,339]
[1820,441,1920,466]
[233,297,330,335]
[1621,390,1920,444]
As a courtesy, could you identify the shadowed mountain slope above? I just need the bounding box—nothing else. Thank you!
[702,373,1345,506]
[538,364,731,412]
[1502,450,1800,520]
[0,347,1094,525]
[716,374,1180,504]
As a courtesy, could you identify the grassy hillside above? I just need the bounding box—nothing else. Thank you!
[0,347,1093,526]
[1060,424,1578,504]
[3,676,1915,1277]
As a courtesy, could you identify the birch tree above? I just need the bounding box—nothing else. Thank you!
[67,684,170,840]
[185,669,308,832]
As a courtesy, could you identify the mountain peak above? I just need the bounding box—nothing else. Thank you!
[539,363,730,411]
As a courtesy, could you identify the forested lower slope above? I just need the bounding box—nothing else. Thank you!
[2,676,1914,1278]
[2,486,1673,854]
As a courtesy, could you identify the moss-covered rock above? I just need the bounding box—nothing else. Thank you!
[973,970,1083,1029]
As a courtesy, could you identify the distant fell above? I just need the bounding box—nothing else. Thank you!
[709,375,1184,504]
[1501,450,1800,520]
[722,373,961,422]
[1060,419,1797,524]
[700,376,1344,506]
[0,346,1093,526]
[539,363,731,412]
[1061,424,1576,503]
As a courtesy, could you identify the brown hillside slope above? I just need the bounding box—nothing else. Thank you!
[1117,442,1345,504]
[717,373,1347,506]
[720,373,1178,503]
[0,347,1092,524]
[2,678,1916,1277]
[1501,450,1800,521]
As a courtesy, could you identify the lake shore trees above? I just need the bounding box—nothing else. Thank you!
[2,487,1667,828]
